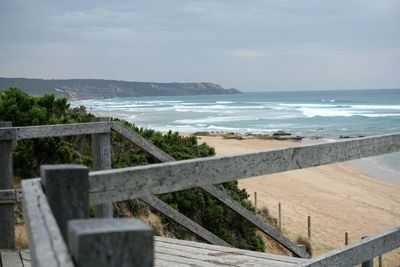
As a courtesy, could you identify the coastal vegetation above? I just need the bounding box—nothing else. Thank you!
[0,87,264,252]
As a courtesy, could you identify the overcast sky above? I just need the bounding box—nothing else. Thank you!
[0,0,399,91]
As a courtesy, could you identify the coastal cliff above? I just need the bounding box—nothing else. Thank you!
[0,77,241,100]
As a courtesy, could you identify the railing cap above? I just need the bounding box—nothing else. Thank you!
[68,218,153,235]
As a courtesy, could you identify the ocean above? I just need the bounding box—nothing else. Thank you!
[71,89,400,183]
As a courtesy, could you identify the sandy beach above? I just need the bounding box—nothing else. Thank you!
[196,135,400,265]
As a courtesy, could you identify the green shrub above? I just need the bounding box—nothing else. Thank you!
[0,87,265,252]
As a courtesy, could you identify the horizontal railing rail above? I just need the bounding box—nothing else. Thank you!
[300,227,400,267]
[88,133,400,205]
[0,121,111,140]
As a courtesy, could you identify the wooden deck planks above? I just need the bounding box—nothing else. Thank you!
[1,237,305,267]
[154,236,304,266]
[20,250,31,267]
[156,237,306,264]
[0,250,23,267]
[0,250,32,267]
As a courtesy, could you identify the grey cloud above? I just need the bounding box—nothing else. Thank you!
[0,0,399,90]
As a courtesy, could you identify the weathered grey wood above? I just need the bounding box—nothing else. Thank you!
[155,257,190,267]
[21,178,74,267]
[110,123,310,257]
[20,249,31,262]
[0,250,23,267]
[91,118,113,218]
[361,236,373,267]
[0,121,111,140]
[141,195,231,247]
[155,236,306,265]
[201,185,309,258]
[15,237,306,267]
[89,133,400,205]
[155,240,297,266]
[0,189,22,204]
[41,164,89,240]
[0,126,16,140]
[67,218,154,267]
[0,122,14,249]
[301,227,400,267]
[111,121,175,162]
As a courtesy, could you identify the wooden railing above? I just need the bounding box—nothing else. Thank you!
[1,121,400,266]
[0,119,309,257]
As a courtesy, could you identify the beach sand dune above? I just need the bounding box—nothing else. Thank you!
[198,135,400,265]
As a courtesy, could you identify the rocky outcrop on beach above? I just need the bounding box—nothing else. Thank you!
[192,131,303,141]
[0,77,241,100]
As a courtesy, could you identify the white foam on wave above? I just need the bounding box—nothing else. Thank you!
[173,104,267,111]
[174,116,260,124]
[216,101,236,104]
[280,103,347,108]
[134,100,183,104]
[278,103,400,118]
[299,107,365,117]
[350,105,400,110]
[205,125,281,133]
[356,113,400,117]
[173,104,226,113]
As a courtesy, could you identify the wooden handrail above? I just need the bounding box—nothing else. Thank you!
[0,121,111,140]
[88,133,400,205]
[21,178,74,267]
[301,227,400,267]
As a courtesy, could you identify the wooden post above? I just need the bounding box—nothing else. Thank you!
[278,202,282,230]
[254,192,257,208]
[378,255,383,267]
[68,218,154,267]
[0,122,14,249]
[41,164,89,240]
[91,117,113,218]
[345,232,349,245]
[361,236,373,267]
[307,216,311,240]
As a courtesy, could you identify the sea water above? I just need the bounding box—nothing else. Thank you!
[72,89,400,183]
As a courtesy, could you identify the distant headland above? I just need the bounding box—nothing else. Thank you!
[0,77,241,100]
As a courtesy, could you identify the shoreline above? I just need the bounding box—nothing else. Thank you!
[93,108,398,186]
[345,158,400,186]
[94,109,399,193]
